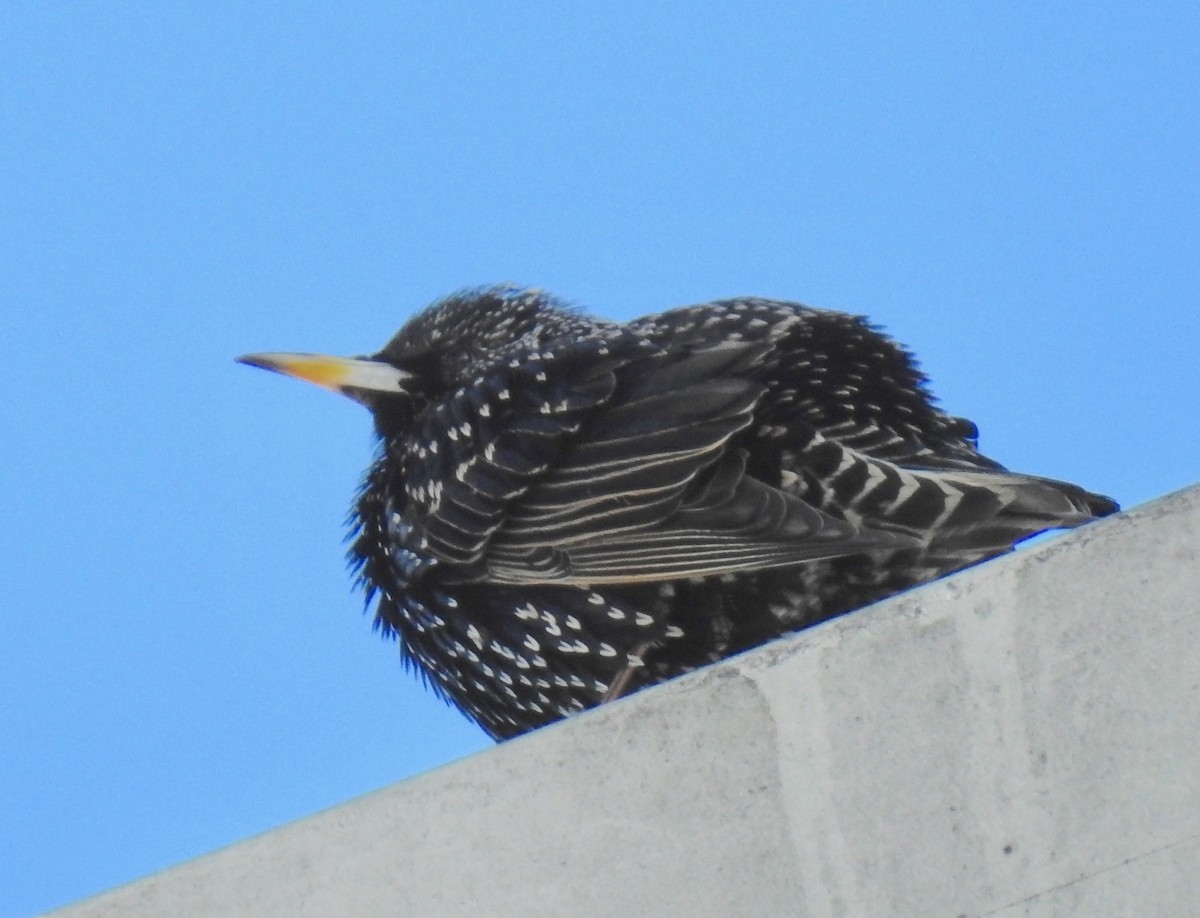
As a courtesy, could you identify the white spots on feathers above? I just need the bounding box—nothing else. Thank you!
[465,624,484,650]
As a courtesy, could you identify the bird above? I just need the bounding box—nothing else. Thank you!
[238,284,1118,740]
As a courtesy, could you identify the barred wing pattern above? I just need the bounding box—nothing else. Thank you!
[397,332,905,587]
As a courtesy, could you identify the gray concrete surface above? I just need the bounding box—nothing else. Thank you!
[48,484,1200,918]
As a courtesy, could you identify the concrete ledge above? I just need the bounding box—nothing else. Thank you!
[49,485,1200,918]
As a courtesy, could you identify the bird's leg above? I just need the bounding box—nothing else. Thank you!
[601,642,654,704]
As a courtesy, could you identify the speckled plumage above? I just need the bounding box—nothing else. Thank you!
[246,285,1118,740]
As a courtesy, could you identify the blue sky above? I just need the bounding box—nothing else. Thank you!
[3,4,1196,915]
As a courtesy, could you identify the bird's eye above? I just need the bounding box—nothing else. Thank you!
[385,348,443,387]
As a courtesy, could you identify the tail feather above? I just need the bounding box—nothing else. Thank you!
[901,468,1118,570]
[936,469,1119,528]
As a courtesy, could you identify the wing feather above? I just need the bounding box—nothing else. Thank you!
[413,337,914,582]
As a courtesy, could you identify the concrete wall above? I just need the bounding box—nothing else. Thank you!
[48,485,1200,918]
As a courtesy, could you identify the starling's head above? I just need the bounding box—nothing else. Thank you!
[374,284,599,383]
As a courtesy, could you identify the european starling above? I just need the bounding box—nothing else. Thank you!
[239,285,1118,740]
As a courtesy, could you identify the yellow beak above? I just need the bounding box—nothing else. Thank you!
[236,352,413,395]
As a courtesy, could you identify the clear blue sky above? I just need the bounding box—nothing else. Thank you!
[2,4,1196,915]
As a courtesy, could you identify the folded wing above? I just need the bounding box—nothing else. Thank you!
[481,342,909,584]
